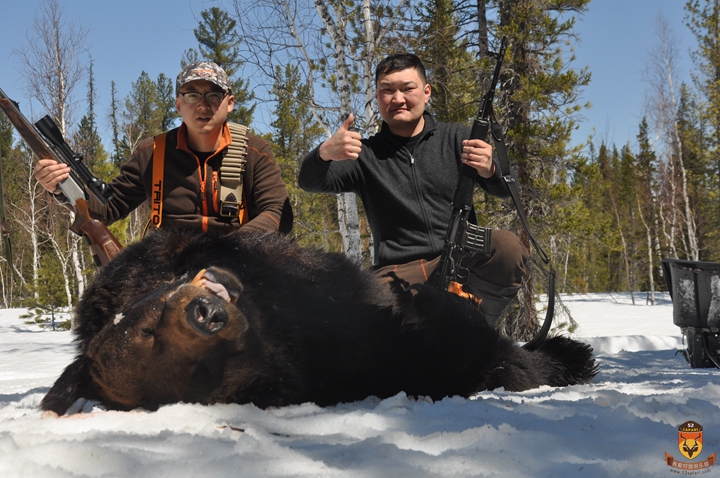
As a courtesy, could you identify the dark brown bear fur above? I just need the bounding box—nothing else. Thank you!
[41,229,597,415]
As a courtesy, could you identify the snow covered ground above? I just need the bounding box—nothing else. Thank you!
[1,292,718,477]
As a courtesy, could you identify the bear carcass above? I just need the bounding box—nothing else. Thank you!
[41,229,597,414]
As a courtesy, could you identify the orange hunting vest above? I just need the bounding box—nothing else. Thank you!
[147,123,249,232]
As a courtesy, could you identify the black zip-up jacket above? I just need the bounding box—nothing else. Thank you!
[298,113,511,267]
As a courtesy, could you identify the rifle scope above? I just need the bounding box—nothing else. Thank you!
[35,115,114,205]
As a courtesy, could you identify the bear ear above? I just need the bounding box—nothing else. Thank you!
[41,355,98,415]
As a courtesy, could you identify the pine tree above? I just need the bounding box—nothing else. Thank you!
[20,255,70,331]
[156,73,180,132]
[109,81,125,169]
[270,64,339,250]
[684,0,720,259]
[635,117,661,300]
[565,145,615,292]
[0,111,20,299]
[120,71,164,150]
[413,0,482,124]
[186,7,256,125]
[72,59,108,173]
[676,83,716,259]
[70,60,113,296]
[618,144,640,299]
[0,111,12,155]
[595,143,625,289]
[491,0,592,340]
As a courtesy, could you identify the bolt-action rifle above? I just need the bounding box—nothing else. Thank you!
[0,86,122,266]
[432,37,509,296]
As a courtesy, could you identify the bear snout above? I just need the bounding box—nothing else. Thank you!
[185,297,229,337]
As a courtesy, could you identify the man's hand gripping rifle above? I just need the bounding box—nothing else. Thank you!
[0,87,122,266]
[433,37,508,296]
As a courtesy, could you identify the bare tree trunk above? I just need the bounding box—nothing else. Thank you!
[361,0,378,127]
[11,154,46,300]
[48,231,72,308]
[637,195,655,305]
[13,0,88,129]
[644,13,698,260]
[652,195,664,282]
[608,189,634,303]
[335,193,361,263]
[235,0,407,260]
[13,0,90,307]
[70,234,83,294]
[563,242,570,294]
[0,264,8,308]
[126,207,149,243]
[314,0,363,261]
[665,162,679,258]
[476,0,488,56]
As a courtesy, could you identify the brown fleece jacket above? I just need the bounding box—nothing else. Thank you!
[88,122,293,234]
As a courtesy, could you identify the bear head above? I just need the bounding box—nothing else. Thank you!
[41,266,248,414]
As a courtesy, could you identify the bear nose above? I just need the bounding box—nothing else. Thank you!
[185,297,229,336]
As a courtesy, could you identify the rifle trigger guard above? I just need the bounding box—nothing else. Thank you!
[455,266,470,284]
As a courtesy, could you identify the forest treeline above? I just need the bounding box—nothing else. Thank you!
[0,0,718,337]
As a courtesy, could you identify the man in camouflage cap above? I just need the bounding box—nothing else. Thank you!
[35,61,293,234]
[176,61,231,95]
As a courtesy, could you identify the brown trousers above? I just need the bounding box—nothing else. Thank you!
[372,230,529,305]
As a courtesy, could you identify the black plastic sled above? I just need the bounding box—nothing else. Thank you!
[661,258,720,368]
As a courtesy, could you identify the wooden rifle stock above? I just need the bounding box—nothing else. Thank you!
[71,199,122,266]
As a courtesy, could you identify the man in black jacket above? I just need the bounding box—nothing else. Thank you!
[298,53,528,326]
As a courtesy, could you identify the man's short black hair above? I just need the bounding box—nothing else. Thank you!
[375,53,428,86]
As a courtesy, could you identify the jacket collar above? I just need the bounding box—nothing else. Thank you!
[176,121,232,158]
[379,111,436,141]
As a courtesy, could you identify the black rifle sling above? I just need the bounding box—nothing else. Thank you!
[490,111,556,351]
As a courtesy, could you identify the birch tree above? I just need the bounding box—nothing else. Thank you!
[643,12,699,260]
[12,0,90,309]
[0,115,25,306]
[233,0,410,262]
[635,118,659,304]
[9,149,46,301]
[13,0,89,135]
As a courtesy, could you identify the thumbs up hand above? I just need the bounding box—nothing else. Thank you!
[318,114,363,161]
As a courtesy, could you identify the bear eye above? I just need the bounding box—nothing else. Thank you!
[141,327,155,339]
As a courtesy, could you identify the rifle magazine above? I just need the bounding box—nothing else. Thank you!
[464,224,492,254]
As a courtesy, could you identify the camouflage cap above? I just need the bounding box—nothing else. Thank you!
[176,61,231,94]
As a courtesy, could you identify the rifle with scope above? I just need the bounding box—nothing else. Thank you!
[0,86,122,266]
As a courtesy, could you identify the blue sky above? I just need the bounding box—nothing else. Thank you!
[0,0,696,152]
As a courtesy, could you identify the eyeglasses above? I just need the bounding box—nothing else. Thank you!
[178,90,228,105]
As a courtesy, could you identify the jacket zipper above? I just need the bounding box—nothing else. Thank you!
[212,171,219,213]
[407,148,436,250]
[200,173,207,213]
